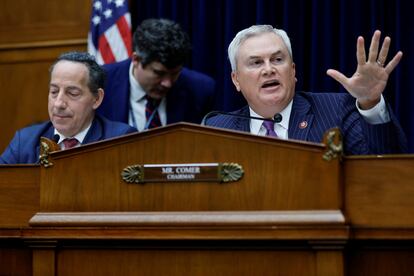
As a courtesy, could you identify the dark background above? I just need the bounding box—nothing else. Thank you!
[130,0,414,151]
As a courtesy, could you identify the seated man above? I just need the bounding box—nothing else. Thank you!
[97,18,216,131]
[205,25,407,155]
[0,51,136,164]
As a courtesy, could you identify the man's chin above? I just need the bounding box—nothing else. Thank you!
[148,89,168,99]
[52,123,73,137]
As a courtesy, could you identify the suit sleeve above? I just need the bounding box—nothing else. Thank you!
[0,131,21,164]
[360,104,408,154]
[340,95,407,155]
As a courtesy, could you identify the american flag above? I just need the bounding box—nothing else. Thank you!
[87,0,132,65]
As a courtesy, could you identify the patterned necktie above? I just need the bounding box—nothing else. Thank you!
[145,96,162,129]
[63,138,79,149]
[262,120,278,137]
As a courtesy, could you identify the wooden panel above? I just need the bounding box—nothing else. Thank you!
[39,124,342,212]
[0,247,32,276]
[0,165,39,227]
[33,249,55,276]
[316,251,344,276]
[347,250,414,276]
[0,165,36,276]
[0,0,91,44]
[344,155,414,228]
[57,249,317,276]
[4,126,414,276]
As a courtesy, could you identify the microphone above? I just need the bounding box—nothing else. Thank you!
[202,110,282,125]
[53,134,60,143]
[273,113,282,123]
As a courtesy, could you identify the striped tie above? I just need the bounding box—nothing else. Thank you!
[145,96,162,129]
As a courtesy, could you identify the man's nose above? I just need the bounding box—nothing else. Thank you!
[54,92,67,108]
[160,77,173,88]
[262,61,276,75]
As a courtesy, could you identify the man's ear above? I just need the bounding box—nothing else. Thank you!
[132,52,141,66]
[292,62,296,81]
[231,71,241,92]
[92,88,104,110]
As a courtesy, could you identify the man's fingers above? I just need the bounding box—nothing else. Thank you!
[368,30,381,63]
[356,36,366,66]
[385,51,403,75]
[377,36,391,66]
[326,69,348,86]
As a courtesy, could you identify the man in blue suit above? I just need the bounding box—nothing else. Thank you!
[0,52,136,164]
[97,18,216,131]
[205,25,407,155]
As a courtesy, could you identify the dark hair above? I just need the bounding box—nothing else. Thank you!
[133,18,191,69]
[50,51,105,94]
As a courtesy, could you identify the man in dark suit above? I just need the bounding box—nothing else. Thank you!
[205,25,407,155]
[97,18,216,131]
[0,52,136,164]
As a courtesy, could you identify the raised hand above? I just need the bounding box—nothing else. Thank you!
[327,30,402,109]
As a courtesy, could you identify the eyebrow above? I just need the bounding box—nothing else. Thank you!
[247,50,284,60]
[153,67,182,76]
[66,86,82,92]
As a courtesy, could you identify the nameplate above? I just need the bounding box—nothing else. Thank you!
[121,163,243,184]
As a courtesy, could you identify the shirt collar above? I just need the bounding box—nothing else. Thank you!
[54,121,93,145]
[249,100,293,134]
[129,62,147,102]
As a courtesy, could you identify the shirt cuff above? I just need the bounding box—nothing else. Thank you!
[356,95,390,124]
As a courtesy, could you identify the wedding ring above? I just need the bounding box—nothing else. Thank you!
[376,60,385,67]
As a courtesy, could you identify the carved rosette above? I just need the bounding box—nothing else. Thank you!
[121,165,144,183]
[219,163,244,183]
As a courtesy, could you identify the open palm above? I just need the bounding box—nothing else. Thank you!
[327,30,402,109]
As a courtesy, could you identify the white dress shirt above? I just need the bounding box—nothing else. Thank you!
[249,95,390,139]
[128,63,167,131]
[54,122,92,150]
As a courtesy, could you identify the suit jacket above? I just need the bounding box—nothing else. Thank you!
[205,91,408,155]
[0,115,136,164]
[97,59,216,126]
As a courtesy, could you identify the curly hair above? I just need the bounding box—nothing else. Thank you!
[133,18,191,69]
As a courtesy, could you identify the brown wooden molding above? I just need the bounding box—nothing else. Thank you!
[0,39,86,51]
[29,210,346,227]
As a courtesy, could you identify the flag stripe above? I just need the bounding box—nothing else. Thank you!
[87,33,97,56]
[96,52,104,65]
[98,35,116,64]
[104,20,129,61]
[117,15,133,56]
[87,0,132,65]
